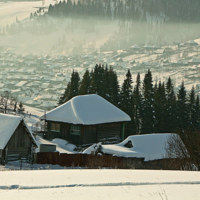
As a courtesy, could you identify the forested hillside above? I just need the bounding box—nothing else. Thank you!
[47,0,200,22]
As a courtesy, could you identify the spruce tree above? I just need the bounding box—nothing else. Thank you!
[69,70,80,99]
[188,86,196,129]
[119,69,134,137]
[141,69,156,134]
[89,64,106,98]
[107,67,120,106]
[119,69,133,115]
[165,77,177,132]
[58,82,71,105]
[177,81,188,131]
[154,81,166,132]
[79,69,91,95]
[194,95,200,128]
[133,73,142,134]
[58,70,80,105]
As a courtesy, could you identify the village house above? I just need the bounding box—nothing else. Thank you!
[0,113,38,164]
[40,94,131,145]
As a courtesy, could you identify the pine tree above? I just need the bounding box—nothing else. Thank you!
[107,67,120,106]
[79,69,91,95]
[177,81,188,131]
[58,70,80,105]
[119,69,133,114]
[165,77,177,132]
[194,95,200,128]
[119,69,134,137]
[141,69,156,134]
[18,102,25,113]
[154,81,166,132]
[58,82,71,105]
[69,70,80,99]
[133,73,142,134]
[89,64,106,98]
[188,86,196,129]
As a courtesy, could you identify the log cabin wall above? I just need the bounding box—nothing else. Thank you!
[46,122,51,139]
[7,121,32,148]
[97,123,122,141]
[46,121,123,145]
[82,125,96,144]
[46,121,71,141]
[60,122,70,141]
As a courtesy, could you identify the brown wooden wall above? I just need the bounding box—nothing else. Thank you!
[83,125,96,144]
[97,123,122,141]
[46,121,122,145]
[7,121,32,148]
[46,122,71,141]
[4,121,34,162]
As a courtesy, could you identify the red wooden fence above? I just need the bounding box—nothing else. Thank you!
[36,152,144,169]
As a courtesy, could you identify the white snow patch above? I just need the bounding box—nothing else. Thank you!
[36,136,76,154]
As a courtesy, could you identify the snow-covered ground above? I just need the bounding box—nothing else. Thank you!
[0,0,55,26]
[19,105,44,129]
[0,169,200,200]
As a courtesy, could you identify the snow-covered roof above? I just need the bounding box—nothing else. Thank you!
[36,136,76,154]
[0,113,37,149]
[186,40,198,45]
[130,45,141,49]
[40,94,131,125]
[102,133,182,161]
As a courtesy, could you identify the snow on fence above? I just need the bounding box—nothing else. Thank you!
[36,152,145,169]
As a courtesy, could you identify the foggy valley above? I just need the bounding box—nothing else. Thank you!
[1,0,200,110]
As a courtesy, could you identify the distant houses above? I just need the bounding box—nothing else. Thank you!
[40,94,131,145]
[1,40,200,112]
[0,113,37,164]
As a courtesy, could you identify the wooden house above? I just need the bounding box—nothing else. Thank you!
[0,114,38,164]
[40,94,131,145]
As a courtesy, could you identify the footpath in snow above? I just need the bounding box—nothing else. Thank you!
[0,169,200,200]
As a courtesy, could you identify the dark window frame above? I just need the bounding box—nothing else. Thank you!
[51,122,60,132]
[70,125,81,135]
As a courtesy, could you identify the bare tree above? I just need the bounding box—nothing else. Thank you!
[0,91,18,114]
[165,131,200,170]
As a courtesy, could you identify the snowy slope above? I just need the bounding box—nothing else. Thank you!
[0,0,55,26]
[0,169,200,200]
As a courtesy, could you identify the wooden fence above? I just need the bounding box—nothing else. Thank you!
[36,152,185,169]
[36,152,145,169]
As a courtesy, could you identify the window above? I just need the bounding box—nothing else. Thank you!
[70,125,81,135]
[51,123,60,132]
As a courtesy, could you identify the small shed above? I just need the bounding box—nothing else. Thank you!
[101,133,185,161]
[0,114,38,164]
[40,94,131,145]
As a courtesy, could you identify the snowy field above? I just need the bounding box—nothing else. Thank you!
[0,0,55,26]
[0,169,200,200]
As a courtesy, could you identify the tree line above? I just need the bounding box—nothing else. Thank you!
[47,0,200,22]
[59,64,200,138]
